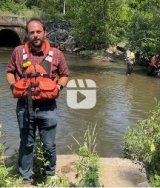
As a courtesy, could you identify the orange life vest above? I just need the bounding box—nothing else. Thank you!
[13,42,59,100]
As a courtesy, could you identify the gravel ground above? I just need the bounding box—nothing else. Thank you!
[56,155,150,187]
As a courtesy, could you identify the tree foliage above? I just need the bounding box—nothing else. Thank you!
[125,0,160,57]
[66,0,108,50]
[0,0,26,14]
[0,0,160,59]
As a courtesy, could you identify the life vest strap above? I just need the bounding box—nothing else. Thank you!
[23,72,49,78]
[22,46,54,77]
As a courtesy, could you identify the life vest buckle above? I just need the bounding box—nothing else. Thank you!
[31,82,39,87]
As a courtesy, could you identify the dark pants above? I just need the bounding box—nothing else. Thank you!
[16,99,57,182]
[126,62,134,75]
[147,66,159,76]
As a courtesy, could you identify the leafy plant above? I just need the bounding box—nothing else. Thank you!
[33,137,70,186]
[69,124,101,187]
[32,137,47,184]
[0,127,23,187]
[0,126,70,187]
[124,100,160,186]
[38,175,69,187]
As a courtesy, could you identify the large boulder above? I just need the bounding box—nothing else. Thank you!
[117,42,126,51]
[45,20,85,53]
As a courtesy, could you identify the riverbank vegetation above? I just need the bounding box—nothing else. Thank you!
[0,124,100,187]
[0,0,160,64]
[124,100,160,186]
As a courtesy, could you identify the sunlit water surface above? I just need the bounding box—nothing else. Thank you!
[0,48,160,157]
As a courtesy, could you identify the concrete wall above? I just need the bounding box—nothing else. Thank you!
[0,16,26,27]
[0,16,27,45]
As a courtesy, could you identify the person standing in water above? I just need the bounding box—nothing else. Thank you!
[6,17,69,185]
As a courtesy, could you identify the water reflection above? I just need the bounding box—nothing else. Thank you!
[0,49,160,157]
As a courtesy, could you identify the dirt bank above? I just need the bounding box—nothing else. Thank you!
[56,155,150,187]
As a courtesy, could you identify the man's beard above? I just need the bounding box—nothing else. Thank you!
[31,39,43,48]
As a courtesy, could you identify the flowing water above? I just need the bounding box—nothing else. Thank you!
[0,47,160,157]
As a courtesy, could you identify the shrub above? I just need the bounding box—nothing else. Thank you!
[0,127,23,187]
[124,100,160,186]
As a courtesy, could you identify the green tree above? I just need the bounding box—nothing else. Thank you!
[106,0,132,45]
[1,0,160,56]
[0,0,26,14]
[106,0,160,61]
[128,0,160,56]
[66,0,108,50]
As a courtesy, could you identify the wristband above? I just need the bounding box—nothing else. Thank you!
[57,84,64,90]
[10,83,15,91]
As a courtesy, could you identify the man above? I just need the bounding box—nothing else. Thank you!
[125,49,135,75]
[6,18,69,185]
[147,54,160,76]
